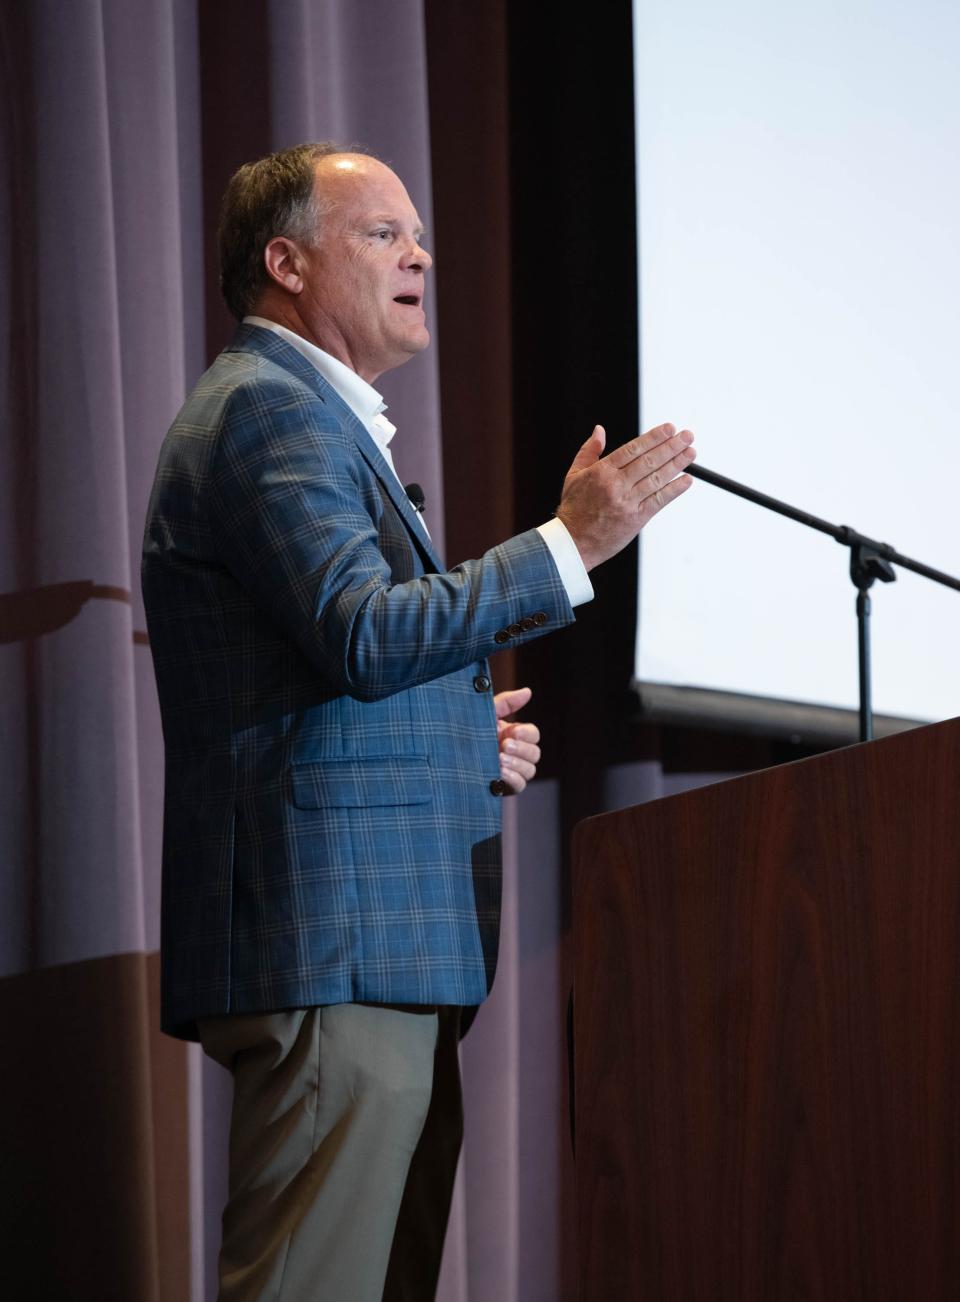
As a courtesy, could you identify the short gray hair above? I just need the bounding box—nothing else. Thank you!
[218,141,373,321]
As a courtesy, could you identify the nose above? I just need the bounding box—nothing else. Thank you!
[402,238,432,273]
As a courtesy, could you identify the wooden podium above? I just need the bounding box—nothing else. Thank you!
[572,717,960,1301]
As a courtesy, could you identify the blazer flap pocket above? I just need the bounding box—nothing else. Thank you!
[291,756,433,809]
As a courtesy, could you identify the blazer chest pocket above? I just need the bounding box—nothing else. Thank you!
[290,756,434,809]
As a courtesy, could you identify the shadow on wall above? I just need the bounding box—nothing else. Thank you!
[0,582,146,644]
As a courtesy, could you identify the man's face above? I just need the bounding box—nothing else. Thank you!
[296,155,432,383]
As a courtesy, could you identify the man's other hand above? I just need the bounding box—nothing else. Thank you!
[494,687,541,795]
[555,423,696,572]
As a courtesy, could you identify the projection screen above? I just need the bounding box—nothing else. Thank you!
[633,0,960,726]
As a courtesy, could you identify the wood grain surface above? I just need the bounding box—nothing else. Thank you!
[573,717,960,1301]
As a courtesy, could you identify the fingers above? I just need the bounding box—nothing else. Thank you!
[631,439,697,507]
[499,722,541,751]
[637,466,694,525]
[588,423,695,497]
[494,686,540,794]
[622,430,695,491]
[499,761,531,794]
[604,422,677,470]
[499,731,541,793]
[566,425,607,475]
[494,685,532,720]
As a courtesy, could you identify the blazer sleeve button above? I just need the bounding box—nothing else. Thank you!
[532,611,548,626]
[519,616,535,632]
[473,675,491,692]
[507,623,522,637]
[494,629,510,644]
[489,778,509,796]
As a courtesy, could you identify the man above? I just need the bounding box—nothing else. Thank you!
[142,142,695,1301]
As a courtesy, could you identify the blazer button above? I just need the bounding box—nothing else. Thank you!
[494,629,510,644]
[532,611,548,626]
[519,616,535,632]
[507,623,522,638]
[489,778,509,796]
[473,675,491,692]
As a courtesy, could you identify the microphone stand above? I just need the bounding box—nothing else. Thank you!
[686,463,960,742]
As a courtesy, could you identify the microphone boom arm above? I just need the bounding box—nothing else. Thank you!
[685,462,960,740]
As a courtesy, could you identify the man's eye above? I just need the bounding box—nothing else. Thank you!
[372,229,392,240]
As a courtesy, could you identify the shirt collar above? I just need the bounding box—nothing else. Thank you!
[243,316,394,446]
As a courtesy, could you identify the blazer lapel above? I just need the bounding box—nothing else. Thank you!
[345,424,443,571]
[227,324,445,571]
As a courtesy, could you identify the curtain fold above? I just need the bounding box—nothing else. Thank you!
[1,2,201,1294]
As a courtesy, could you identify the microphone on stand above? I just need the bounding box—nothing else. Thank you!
[685,461,960,741]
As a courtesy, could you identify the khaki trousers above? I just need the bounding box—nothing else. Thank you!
[200,1004,463,1302]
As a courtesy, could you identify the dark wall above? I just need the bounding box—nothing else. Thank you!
[426,0,641,805]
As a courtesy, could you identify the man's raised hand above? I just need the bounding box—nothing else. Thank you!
[555,423,695,572]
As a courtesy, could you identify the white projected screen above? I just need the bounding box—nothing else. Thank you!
[633,0,960,723]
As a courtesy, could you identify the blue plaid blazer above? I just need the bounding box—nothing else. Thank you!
[142,325,573,1039]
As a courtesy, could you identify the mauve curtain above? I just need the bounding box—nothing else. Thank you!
[2,1,202,1298]
[0,2,553,1298]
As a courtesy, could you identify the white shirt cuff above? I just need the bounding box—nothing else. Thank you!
[535,517,594,608]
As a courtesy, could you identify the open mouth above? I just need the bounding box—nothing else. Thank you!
[393,295,421,306]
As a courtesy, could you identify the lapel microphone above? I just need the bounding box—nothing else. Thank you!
[404,483,426,513]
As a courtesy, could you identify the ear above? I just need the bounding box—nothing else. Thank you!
[263,236,305,294]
